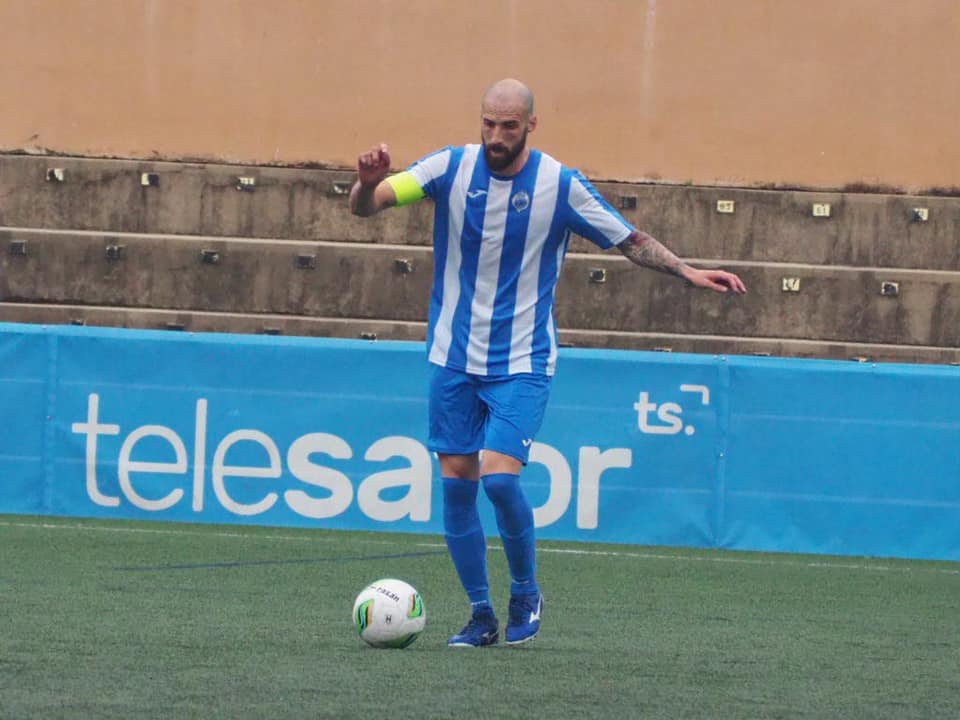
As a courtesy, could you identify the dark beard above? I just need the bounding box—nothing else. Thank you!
[483,130,527,172]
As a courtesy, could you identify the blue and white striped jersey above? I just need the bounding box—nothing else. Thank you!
[405,144,634,376]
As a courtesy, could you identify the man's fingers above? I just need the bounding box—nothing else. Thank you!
[725,273,747,294]
[714,272,747,294]
[358,144,390,171]
[699,270,747,294]
[372,144,390,167]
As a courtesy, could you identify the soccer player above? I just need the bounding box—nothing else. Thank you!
[350,78,746,647]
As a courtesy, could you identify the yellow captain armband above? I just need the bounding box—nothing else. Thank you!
[385,172,426,207]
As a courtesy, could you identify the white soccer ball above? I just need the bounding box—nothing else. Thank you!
[352,578,426,648]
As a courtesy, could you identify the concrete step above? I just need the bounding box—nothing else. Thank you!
[0,154,430,245]
[557,255,960,347]
[0,303,426,340]
[3,228,959,348]
[3,154,959,269]
[0,228,431,321]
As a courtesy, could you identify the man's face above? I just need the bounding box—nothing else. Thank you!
[481,98,536,173]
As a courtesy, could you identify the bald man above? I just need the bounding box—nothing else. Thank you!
[351,79,746,648]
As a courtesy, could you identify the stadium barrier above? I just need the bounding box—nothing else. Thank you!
[2,321,958,561]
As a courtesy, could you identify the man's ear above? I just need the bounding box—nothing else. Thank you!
[527,115,538,133]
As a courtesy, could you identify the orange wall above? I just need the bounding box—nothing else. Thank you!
[1,0,957,191]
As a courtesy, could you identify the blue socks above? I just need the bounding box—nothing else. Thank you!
[482,472,539,598]
[443,477,491,608]
[443,473,540,611]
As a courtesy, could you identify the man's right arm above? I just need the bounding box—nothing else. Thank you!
[349,143,398,217]
[349,179,397,217]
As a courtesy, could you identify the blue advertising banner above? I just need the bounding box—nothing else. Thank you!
[1,322,958,560]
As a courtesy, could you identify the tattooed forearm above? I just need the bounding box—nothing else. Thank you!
[618,231,690,280]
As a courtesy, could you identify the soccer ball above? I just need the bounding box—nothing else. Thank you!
[352,578,426,648]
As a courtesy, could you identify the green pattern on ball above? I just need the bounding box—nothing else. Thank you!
[354,599,374,634]
[385,632,418,649]
[408,593,424,619]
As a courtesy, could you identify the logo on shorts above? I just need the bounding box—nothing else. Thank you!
[521,438,533,447]
[511,191,530,213]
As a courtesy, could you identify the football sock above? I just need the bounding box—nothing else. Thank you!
[442,477,491,609]
[482,472,539,597]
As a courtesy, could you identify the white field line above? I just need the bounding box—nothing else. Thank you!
[2,519,958,576]
[0,519,383,545]
[412,543,960,576]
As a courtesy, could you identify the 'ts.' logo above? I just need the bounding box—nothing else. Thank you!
[633,384,710,436]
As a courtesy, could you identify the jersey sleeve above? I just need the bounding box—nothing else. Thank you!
[386,146,454,205]
[564,170,634,249]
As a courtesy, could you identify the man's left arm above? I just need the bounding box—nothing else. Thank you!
[618,230,747,294]
[563,169,746,295]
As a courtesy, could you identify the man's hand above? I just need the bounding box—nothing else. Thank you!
[351,143,396,217]
[682,267,748,294]
[358,143,391,188]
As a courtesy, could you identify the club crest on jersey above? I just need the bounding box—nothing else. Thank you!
[511,191,530,213]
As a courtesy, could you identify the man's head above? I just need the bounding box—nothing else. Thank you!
[480,78,537,174]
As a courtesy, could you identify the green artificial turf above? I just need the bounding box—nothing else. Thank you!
[1,515,958,719]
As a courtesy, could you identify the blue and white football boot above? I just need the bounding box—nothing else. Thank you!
[447,607,499,648]
[505,593,543,645]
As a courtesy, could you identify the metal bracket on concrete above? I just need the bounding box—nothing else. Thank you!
[618,195,637,210]
[8,240,27,256]
[140,173,159,187]
[781,277,801,292]
[46,168,65,183]
[652,346,673,352]
[199,249,221,265]
[394,258,414,274]
[588,268,607,284]
[237,176,257,191]
[880,281,900,297]
[295,253,317,269]
[105,244,126,261]
[70,318,86,326]
[359,332,378,340]
[165,321,186,331]
[330,181,352,196]
[812,203,832,217]
[260,327,281,335]
[912,207,929,222]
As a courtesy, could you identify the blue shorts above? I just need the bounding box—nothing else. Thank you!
[428,364,552,464]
